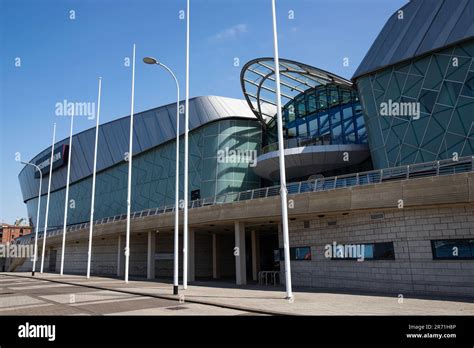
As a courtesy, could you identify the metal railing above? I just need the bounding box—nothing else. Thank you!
[258,271,280,286]
[14,155,474,245]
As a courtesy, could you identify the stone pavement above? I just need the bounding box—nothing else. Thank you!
[0,273,250,316]
[2,272,474,315]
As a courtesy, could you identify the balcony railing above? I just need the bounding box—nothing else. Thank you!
[14,155,474,245]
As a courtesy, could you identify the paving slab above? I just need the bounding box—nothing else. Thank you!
[2,272,473,315]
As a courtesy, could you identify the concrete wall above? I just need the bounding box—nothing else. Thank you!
[155,232,182,278]
[279,204,474,298]
[14,231,215,280]
[15,234,148,277]
[195,233,212,278]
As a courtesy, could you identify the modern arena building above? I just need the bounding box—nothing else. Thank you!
[11,0,474,298]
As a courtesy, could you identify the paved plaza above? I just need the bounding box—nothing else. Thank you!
[0,273,251,315]
[0,272,473,315]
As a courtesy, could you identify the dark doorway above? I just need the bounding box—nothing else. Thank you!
[245,231,252,280]
[259,232,279,271]
[215,234,235,280]
[48,249,57,272]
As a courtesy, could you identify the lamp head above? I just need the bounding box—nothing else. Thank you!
[143,57,159,65]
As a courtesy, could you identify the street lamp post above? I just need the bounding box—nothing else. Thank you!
[20,161,42,276]
[143,56,180,295]
[271,0,293,299]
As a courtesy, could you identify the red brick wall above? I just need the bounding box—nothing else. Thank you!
[1,226,32,244]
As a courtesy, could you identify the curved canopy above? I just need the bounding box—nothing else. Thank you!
[240,57,353,128]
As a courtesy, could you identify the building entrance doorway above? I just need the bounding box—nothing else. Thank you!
[258,230,279,272]
[48,249,57,272]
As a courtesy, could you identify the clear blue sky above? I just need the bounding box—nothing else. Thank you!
[0,0,406,224]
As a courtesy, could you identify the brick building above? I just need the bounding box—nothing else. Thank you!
[0,224,32,244]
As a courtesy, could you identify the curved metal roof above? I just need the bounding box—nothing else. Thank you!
[353,0,474,79]
[18,96,257,203]
[240,57,353,128]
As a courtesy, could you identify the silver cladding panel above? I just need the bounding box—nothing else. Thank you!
[352,0,474,79]
[253,144,370,181]
[19,96,257,203]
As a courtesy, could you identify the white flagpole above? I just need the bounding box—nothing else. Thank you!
[183,0,190,289]
[125,44,136,283]
[31,165,42,276]
[172,70,180,295]
[20,161,42,276]
[41,123,56,274]
[60,109,74,275]
[271,0,293,299]
[86,77,102,279]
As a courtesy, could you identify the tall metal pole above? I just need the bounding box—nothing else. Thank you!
[60,109,74,275]
[86,77,102,279]
[271,0,293,299]
[183,0,190,290]
[125,44,136,283]
[156,63,180,295]
[143,57,180,294]
[20,161,42,276]
[173,77,180,295]
[41,123,56,274]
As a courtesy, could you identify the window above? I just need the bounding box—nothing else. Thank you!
[317,90,327,111]
[287,102,296,123]
[431,239,474,260]
[287,127,297,138]
[295,95,306,118]
[274,246,312,261]
[342,105,353,120]
[308,117,318,136]
[295,246,311,260]
[329,88,339,107]
[319,114,330,136]
[298,122,308,137]
[331,110,342,143]
[307,92,317,114]
[341,90,352,104]
[330,242,395,260]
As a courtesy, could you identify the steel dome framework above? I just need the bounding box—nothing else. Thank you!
[240,57,353,129]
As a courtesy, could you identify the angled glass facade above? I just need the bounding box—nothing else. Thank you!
[24,118,261,230]
[280,85,366,145]
[356,39,474,169]
[261,85,367,152]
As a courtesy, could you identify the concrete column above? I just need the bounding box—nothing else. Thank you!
[234,221,246,285]
[117,235,122,277]
[147,231,156,280]
[188,228,195,282]
[251,230,258,281]
[212,233,218,279]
